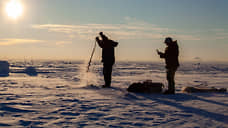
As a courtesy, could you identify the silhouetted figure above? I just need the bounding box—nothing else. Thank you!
[96,32,118,88]
[157,37,179,94]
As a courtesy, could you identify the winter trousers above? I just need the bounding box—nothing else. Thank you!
[166,67,178,93]
[103,62,114,87]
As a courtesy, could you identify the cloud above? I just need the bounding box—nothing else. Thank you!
[0,38,73,47]
[0,38,44,46]
[197,29,228,40]
[31,18,199,41]
[215,31,228,40]
[55,41,72,46]
[176,35,201,41]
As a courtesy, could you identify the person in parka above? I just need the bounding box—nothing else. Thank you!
[157,37,179,94]
[96,32,118,88]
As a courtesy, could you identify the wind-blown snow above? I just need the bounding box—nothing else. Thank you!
[0,60,227,127]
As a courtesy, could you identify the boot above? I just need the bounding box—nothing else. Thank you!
[163,90,175,95]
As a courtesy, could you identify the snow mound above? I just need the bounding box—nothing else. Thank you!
[25,66,38,76]
[0,61,9,76]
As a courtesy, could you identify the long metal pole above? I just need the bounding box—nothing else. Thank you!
[87,40,97,72]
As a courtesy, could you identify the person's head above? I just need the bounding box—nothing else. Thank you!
[164,37,173,45]
[99,32,108,41]
[99,32,103,36]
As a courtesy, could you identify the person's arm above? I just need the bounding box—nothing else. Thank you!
[111,40,118,47]
[157,49,167,58]
[160,52,166,58]
[96,37,104,48]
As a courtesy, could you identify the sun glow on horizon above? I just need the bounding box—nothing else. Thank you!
[5,0,23,19]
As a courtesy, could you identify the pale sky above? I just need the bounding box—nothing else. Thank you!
[0,0,228,62]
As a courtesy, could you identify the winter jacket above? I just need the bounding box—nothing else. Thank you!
[160,41,179,69]
[97,39,118,64]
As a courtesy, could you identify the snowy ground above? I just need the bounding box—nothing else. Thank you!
[0,60,228,128]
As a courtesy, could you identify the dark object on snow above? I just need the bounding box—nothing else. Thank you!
[25,66,38,76]
[11,68,52,75]
[163,90,175,95]
[182,86,227,93]
[0,61,9,77]
[127,80,164,93]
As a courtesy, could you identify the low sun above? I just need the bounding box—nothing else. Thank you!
[5,0,23,19]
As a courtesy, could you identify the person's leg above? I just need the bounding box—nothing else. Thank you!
[166,69,172,91]
[106,64,113,87]
[103,63,113,87]
[166,68,177,93]
[169,68,176,93]
[103,64,108,86]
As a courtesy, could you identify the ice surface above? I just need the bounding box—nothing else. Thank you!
[0,60,227,127]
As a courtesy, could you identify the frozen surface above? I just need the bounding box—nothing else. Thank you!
[0,60,228,127]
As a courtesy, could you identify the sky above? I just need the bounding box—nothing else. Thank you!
[0,0,228,62]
